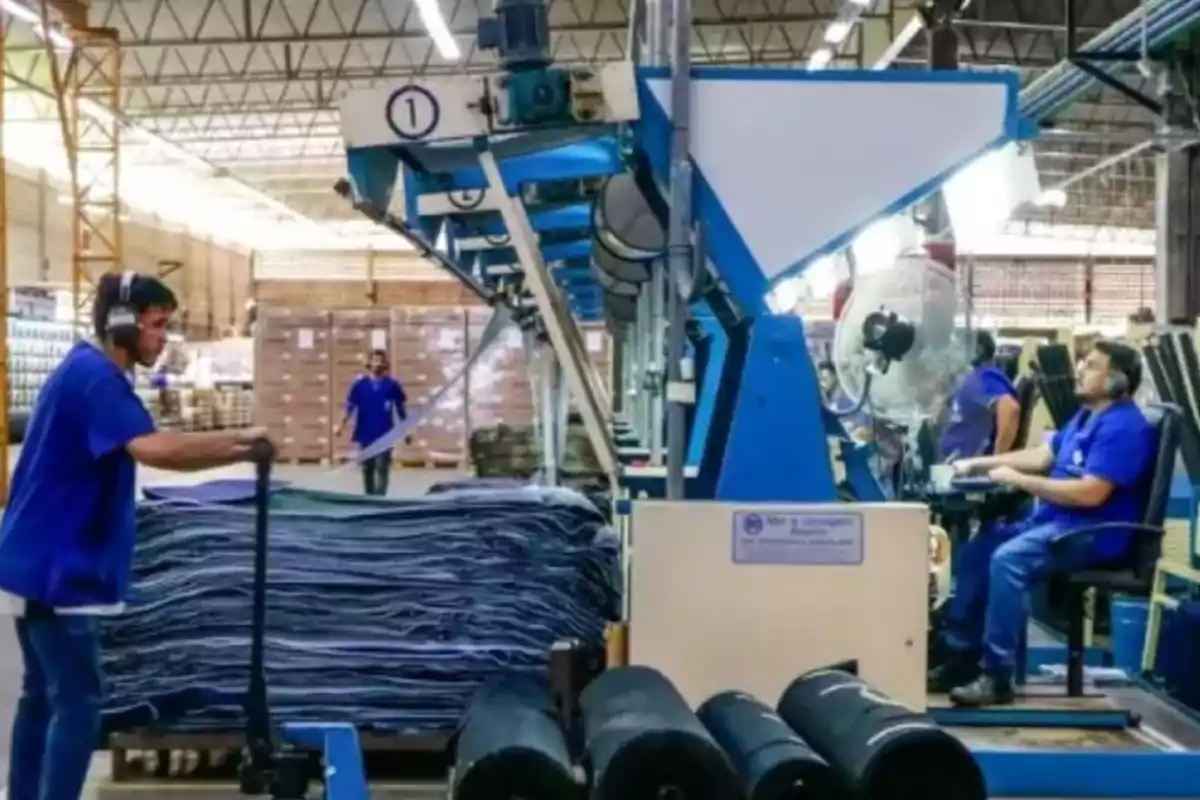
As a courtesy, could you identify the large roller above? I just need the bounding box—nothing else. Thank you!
[603,291,638,325]
[776,669,985,800]
[696,691,842,800]
[593,242,652,284]
[593,174,666,263]
[592,261,640,298]
[580,666,741,800]
[452,679,577,800]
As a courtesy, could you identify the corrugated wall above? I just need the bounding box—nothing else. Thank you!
[5,167,254,339]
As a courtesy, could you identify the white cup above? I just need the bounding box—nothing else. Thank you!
[930,464,954,492]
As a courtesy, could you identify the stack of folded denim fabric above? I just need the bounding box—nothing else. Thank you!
[100,484,622,735]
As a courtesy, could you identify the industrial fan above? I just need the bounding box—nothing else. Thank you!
[831,253,971,609]
[831,253,972,428]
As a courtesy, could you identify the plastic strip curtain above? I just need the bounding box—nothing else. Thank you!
[338,306,514,468]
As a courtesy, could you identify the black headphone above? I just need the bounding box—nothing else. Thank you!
[1107,366,1131,398]
[106,271,140,350]
[972,330,996,368]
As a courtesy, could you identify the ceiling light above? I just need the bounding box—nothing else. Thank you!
[414,0,461,60]
[824,21,853,45]
[1035,188,1068,208]
[808,49,834,70]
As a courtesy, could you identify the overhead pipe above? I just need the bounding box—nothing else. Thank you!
[1021,0,1200,121]
[873,0,1200,125]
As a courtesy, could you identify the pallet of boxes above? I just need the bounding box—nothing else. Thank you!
[255,308,332,464]
[390,307,469,468]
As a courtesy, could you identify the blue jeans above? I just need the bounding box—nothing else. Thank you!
[8,609,103,800]
[361,450,393,496]
[941,520,1105,675]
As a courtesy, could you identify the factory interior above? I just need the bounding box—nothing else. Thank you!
[6,0,1200,798]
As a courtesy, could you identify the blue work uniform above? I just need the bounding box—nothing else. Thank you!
[940,363,1016,460]
[0,341,156,800]
[346,374,407,448]
[940,400,1155,675]
[346,374,407,496]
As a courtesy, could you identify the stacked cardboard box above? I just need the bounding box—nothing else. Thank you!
[255,308,332,463]
[466,307,535,432]
[391,307,469,465]
[330,310,394,462]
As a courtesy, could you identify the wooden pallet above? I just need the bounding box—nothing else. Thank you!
[105,730,452,783]
[397,459,469,470]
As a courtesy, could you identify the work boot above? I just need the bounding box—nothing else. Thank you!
[949,673,1016,707]
[927,654,981,694]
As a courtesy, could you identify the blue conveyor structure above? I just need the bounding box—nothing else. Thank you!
[339,64,1031,503]
[306,5,1200,797]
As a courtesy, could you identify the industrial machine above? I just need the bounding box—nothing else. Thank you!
[237,0,1200,796]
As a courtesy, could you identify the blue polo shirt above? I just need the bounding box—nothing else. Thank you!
[346,374,407,447]
[1028,400,1155,561]
[0,342,155,608]
[940,364,1016,460]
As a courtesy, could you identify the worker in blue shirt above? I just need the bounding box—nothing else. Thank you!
[930,340,1155,707]
[0,272,268,800]
[940,330,1020,461]
[334,348,408,496]
[818,360,870,441]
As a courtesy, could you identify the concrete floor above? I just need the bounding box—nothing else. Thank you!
[0,453,462,798]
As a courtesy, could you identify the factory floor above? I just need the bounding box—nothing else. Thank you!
[0,457,1193,799]
[0,454,464,799]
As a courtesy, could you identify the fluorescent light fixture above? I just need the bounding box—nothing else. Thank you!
[414,0,461,60]
[824,20,853,44]
[848,0,872,5]
[808,48,834,70]
[943,142,1042,245]
[768,276,805,314]
[1035,188,1068,208]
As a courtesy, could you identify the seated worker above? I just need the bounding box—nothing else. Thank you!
[940,330,1020,461]
[818,360,871,442]
[334,348,408,496]
[930,340,1155,707]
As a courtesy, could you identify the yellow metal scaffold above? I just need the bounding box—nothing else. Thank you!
[40,0,123,327]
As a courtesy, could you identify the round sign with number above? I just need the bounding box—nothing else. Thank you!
[385,85,440,141]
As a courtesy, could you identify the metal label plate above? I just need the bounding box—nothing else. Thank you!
[731,511,864,566]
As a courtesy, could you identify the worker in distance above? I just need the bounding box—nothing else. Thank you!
[0,272,270,800]
[939,330,1020,461]
[930,340,1155,707]
[334,347,409,496]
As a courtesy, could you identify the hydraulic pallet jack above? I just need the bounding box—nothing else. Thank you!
[238,438,370,800]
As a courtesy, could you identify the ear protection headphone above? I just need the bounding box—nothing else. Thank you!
[972,330,996,368]
[1107,367,1131,399]
[106,271,140,350]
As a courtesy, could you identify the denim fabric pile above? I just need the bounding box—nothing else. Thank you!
[100,484,622,735]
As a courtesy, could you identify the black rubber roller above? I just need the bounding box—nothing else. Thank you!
[452,679,577,800]
[580,666,741,800]
[697,691,842,800]
[776,669,985,800]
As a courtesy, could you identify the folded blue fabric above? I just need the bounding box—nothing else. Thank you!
[101,486,622,736]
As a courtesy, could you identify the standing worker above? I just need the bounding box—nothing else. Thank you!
[940,330,1020,461]
[0,272,271,800]
[334,348,408,496]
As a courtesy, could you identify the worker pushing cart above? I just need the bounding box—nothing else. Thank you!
[0,271,272,800]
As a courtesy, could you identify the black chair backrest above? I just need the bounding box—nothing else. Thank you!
[1012,375,1039,450]
[1132,403,1183,578]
